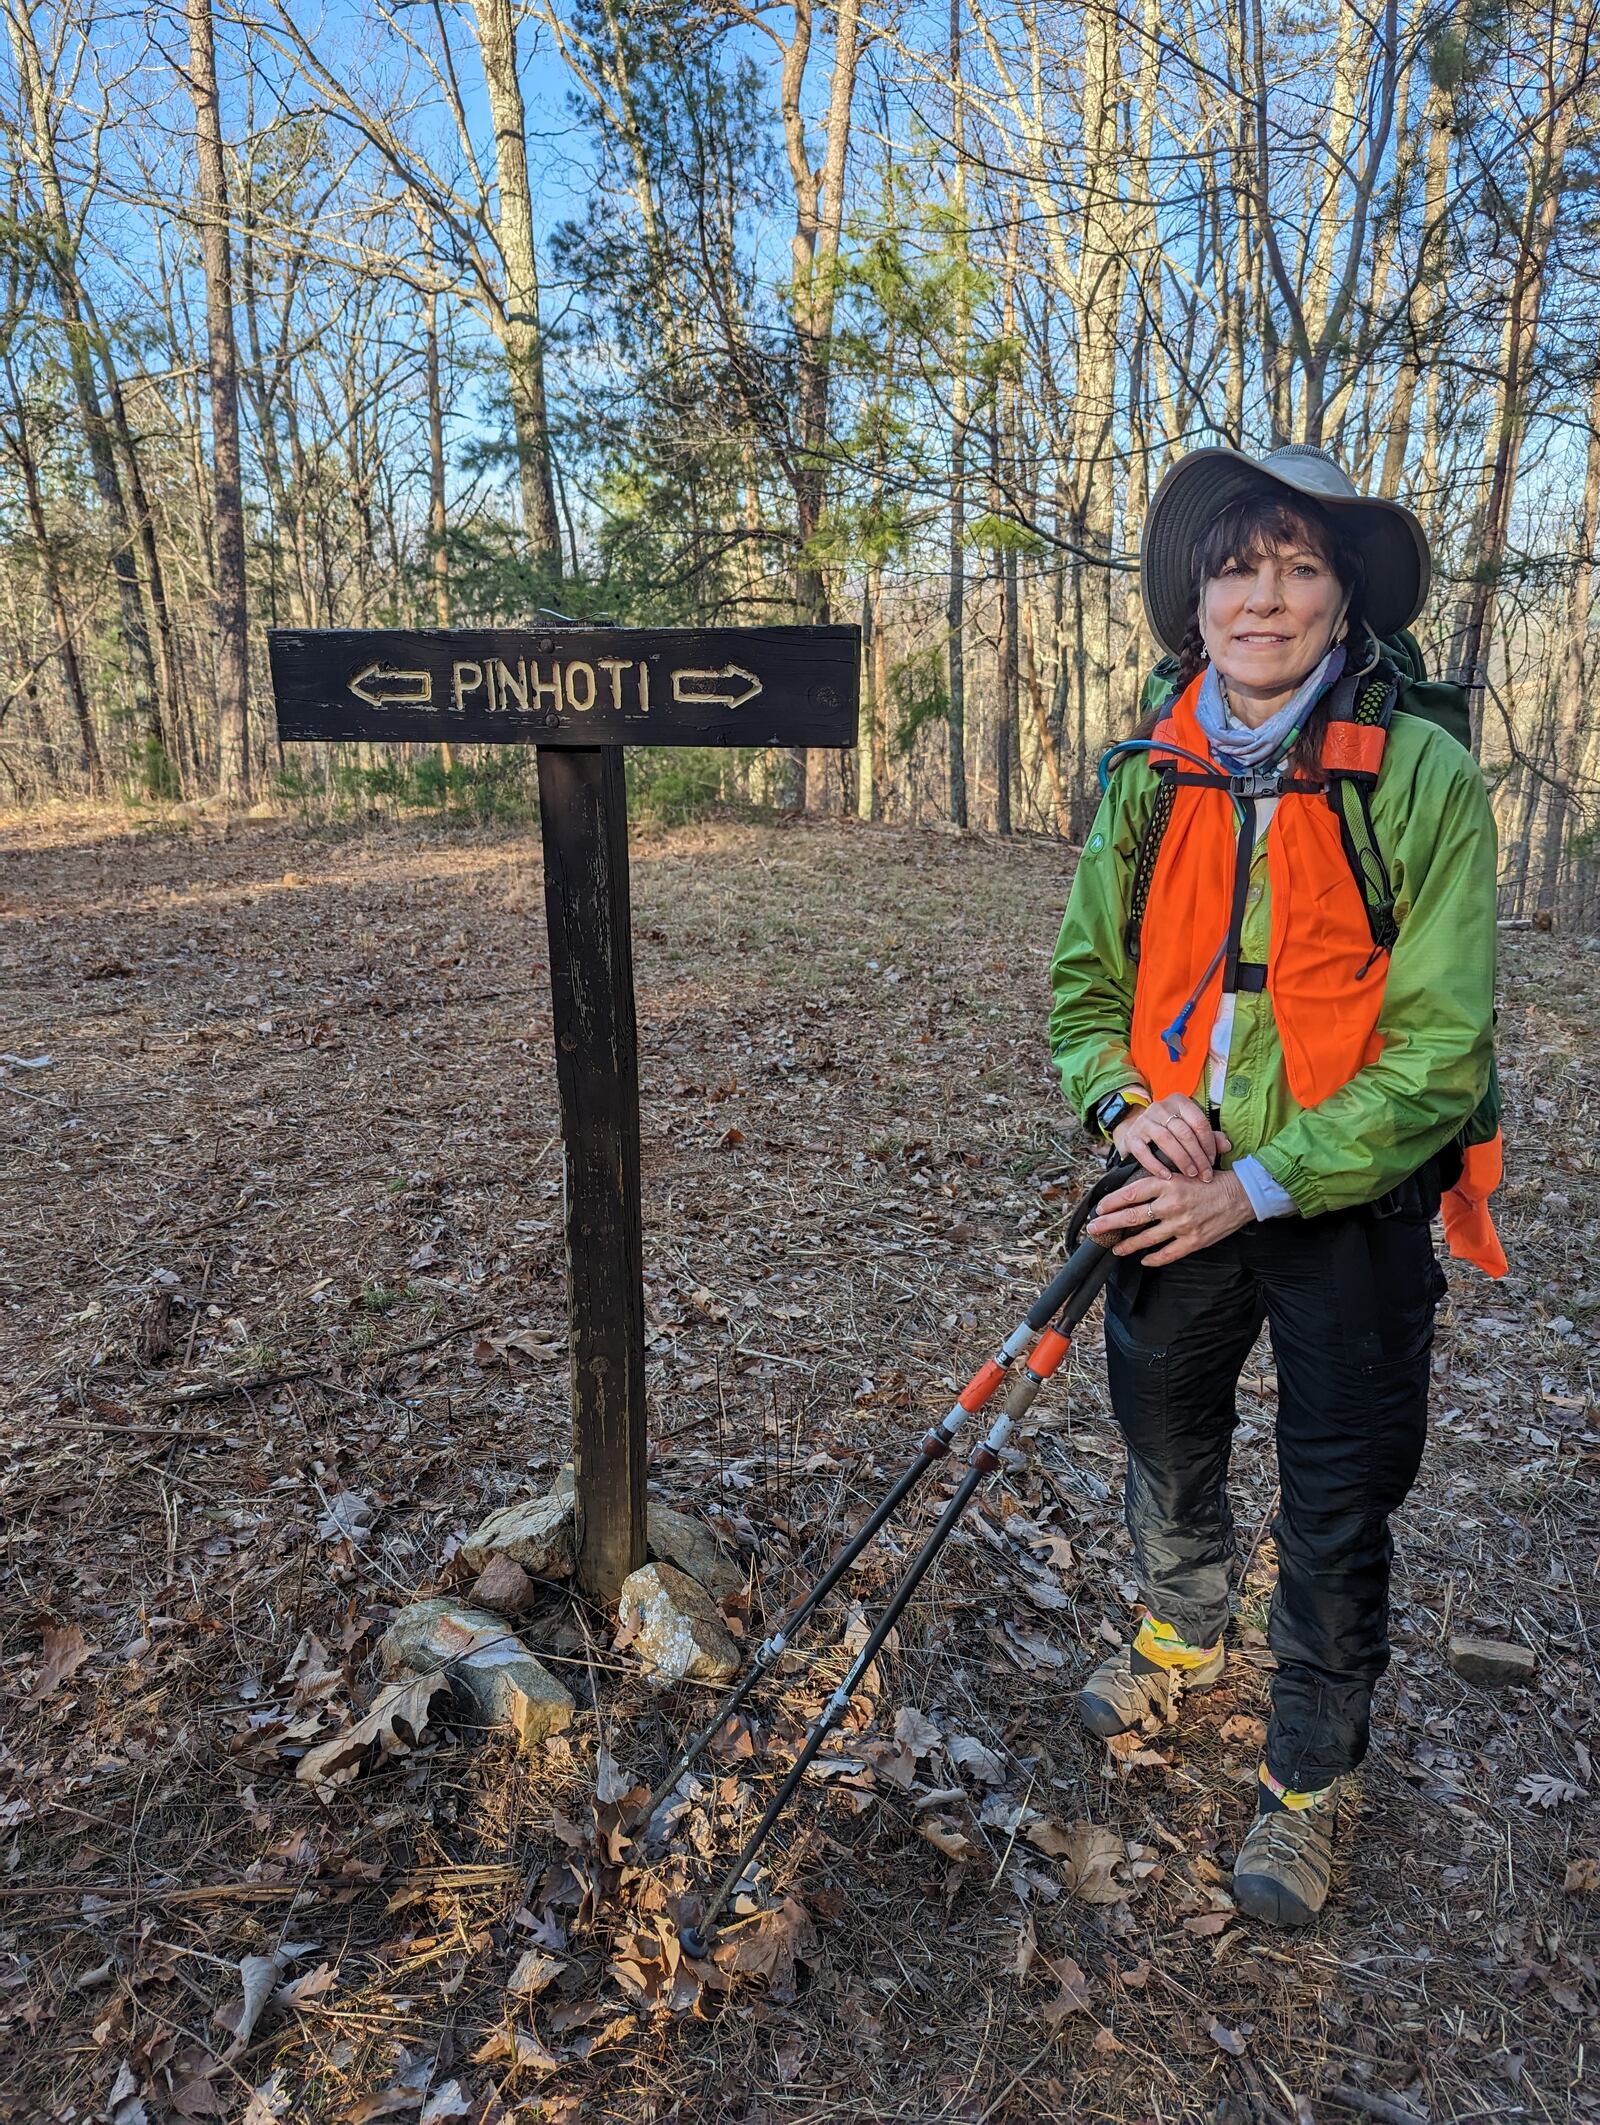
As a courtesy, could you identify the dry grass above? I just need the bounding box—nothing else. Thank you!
[1,805,1595,2124]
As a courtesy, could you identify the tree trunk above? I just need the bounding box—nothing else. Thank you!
[185,0,251,800]
[91,328,184,790]
[1021,597,1070,835]
[1538,348,1600,914]
[5,380,102,792]
[5,575,59,791]
[425,283,450,630]
[945,0,970,828]
[8,0,169,784]
[993,208,1021,836]
[1451,57,1576,738]
[774,0,863,809]
[1380,64,1454,495]
[472,0,561,572]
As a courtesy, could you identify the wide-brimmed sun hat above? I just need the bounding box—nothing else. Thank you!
[1140,443,1432,655]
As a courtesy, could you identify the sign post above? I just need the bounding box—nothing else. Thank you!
[269,624,859,1603]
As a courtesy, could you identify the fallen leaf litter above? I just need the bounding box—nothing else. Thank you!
[1,812,1594,2120]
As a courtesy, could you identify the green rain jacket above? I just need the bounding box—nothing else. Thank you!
[1048,711,1499,1217]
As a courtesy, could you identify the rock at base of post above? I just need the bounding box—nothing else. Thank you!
[1447,1634,1538,1686]
[647,1502,743,1599]
[380,1597,575,1749]
[617,1561,741,1688]
[459,1491,577,1578]
[469,1553,538,1618]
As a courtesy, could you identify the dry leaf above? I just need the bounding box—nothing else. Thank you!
[1105,1729,1171,1768]
[471,2023,561,2072]
[1517,1773,1586,1809]
[1058,1822,1127,1905]
[419,2083,471,2122]
[947,1734,1005,1785]
[106,2062,149,2125]
[1023,1817,1075,1859]
[1040,1953,1094,2028]
[1209,2018,1248,2057]
[711,1895,817,1999]
[32,1623,92,1701]
[314,1490,373,1543]
[893,1705,942,1757]
[858,1736,916,1789]
[595,1745,636,1805]
[1219,1713,1268,1748]
[1013,1912,1038,1982]
[1562,1857,1598,1895]
[274,1961,337,2009]
[170,2075,223,2120]
[1184,1911,1233,1937]
[1019,1573,1073,1613]
[345,2095,421,2124]
[1003,1623,1066,1669]
[240,2071,290,2125]
[213,1955,281,2059]
[295,1670,450,1793]
[918,1814,981,1863]
[507,1949,565,1997]
[774,2029,807,2082]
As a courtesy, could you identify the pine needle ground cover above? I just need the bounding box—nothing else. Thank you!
[1,811,1594,2124]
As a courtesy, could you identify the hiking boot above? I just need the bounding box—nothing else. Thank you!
[1076,1628,1226,1740]
[1231,1777,1340,1926]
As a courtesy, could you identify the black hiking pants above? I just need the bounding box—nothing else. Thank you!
[1103,1193,1445,1791]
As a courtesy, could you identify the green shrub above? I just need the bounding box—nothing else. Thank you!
[627,746,749,825]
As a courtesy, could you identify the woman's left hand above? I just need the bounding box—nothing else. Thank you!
[1088,1168,1255,1266]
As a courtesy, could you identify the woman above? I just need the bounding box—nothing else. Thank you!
[1049,443,1498,1926]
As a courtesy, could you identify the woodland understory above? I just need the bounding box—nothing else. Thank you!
[1,810,1595,2124]
[5,1,1600,921]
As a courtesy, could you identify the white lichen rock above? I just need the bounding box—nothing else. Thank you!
[378,1598,574,1749]
[618,1561,740,1688]
[647,1502,743,1599]
[459,1490,577,1578]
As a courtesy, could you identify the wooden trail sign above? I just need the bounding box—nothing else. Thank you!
[268,625,858,748]
[268,624,860,1604]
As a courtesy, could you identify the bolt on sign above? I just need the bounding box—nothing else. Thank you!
[269,624,860,1603]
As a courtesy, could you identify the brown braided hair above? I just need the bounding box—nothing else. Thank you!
[1139,485,1369,779]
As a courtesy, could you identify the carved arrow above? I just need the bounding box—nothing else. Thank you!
[348,663,433,709]
[669,664,763,709]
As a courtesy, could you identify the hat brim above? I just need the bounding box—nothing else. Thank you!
[1140,447,1431,655]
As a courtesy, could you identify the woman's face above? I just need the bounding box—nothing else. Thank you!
[1198,537,1349,707]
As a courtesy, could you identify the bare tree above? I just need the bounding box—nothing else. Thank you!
[184,0,250,798]
[7,0,170,778]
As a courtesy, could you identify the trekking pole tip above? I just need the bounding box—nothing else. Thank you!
[679,1924,711,1961]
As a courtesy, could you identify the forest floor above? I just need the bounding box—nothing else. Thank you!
[1,804,1596,2125]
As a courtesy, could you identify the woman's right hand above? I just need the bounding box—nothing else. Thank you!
[1111,1093,1229,1182]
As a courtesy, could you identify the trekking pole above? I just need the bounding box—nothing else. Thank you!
[633,1158,1138,1834]
[677,1236,1118,1960]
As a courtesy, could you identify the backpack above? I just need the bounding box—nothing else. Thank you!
[1125,638,1499,1165]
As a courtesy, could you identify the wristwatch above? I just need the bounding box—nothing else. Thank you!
[1092,1087,1151,1140]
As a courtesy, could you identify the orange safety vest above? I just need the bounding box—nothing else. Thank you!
[1125,672,1505,1274]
